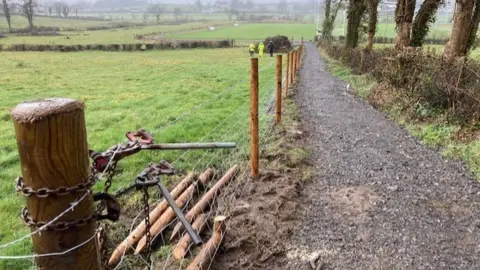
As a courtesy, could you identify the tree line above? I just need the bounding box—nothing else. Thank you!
[1,0,84,29]
[320,0,480,60]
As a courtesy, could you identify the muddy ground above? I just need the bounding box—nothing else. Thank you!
[211,95,311,269]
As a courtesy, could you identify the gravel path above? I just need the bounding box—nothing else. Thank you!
[288,43,480,270]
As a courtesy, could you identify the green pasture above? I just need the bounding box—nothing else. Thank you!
[0,21,227,45]
[173,23,317,41]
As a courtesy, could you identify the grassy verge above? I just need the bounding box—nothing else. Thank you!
[319,49,480,179]
[0,48,282,269]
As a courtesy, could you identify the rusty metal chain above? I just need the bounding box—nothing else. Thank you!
[103,160,117,193]
[21,208,97,232]
[142,186,153,268]
[96,160,118,214]
[21,192,120,232]
[15,176,96,198]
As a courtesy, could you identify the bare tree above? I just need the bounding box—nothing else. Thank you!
[195,0,202,11]
[174,7,182,20]
[366,0,380,51]
[20,0,37,28]
[443,0,480,59]
[54,1,62,16]
[277,0,288,14]
[410,0,444,47]
[394,0,416,49]
[148,3,165,23]
[345,0,367,49]
[72,5,81,18]
[322,0,344,39]
[1,0,12,31]
[61,2,69,17]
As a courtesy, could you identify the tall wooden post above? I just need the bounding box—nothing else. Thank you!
[11,98,101,270]
[276,54,282,124]
[298,47,302,67]
[285,52,290,96]
[293,50,297,82]
[296,49,299,70]
[250,58,259,177]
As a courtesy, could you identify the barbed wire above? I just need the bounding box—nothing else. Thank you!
[0,229,101,260]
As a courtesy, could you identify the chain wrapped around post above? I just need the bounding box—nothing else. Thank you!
[16,166,121,232]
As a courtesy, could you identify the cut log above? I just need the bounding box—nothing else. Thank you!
[170,165,239,240]
[172,213,208,260]
[108,172,204,267]
[134,169,214,254]
[186,216,227,270]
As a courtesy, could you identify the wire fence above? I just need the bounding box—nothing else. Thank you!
[0,45,302,270]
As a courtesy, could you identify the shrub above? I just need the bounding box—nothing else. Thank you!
[263,35,292,53]
[319,41,480,123]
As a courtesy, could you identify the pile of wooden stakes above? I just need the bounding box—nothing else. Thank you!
[108,165,239,269]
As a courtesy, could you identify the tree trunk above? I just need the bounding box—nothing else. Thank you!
[411,0,443,47]
[444,0,475,60]
[366,0,379,51]
[322,0,332,39]
[465,0,480,53]
[28,10,34,28]
[394,0,416,49]
[2,0,11,31]
[345,0,366,49]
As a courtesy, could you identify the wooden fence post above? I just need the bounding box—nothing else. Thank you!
[296,48,300,70]
[250,58,259,177]
[276,54,282,124]
[285,52,290,97]
[293,50,297,82]
[11,98,101,269]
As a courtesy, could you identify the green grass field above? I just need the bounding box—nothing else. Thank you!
[173,23,317,40]
[0,21,227,45]
[0,14,230,30]
[0,48,280,269]
[0,15,117,30]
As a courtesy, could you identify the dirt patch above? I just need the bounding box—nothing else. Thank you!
[211,96,311,269]
[327,186,379,222]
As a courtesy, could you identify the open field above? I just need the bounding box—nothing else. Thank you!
[0,15,118,30]
[0,21,228,45]
[0,14,229,30]
[0,48,280,269]
[173,23,317,40]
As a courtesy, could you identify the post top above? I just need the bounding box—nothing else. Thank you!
[11,98,84,123]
